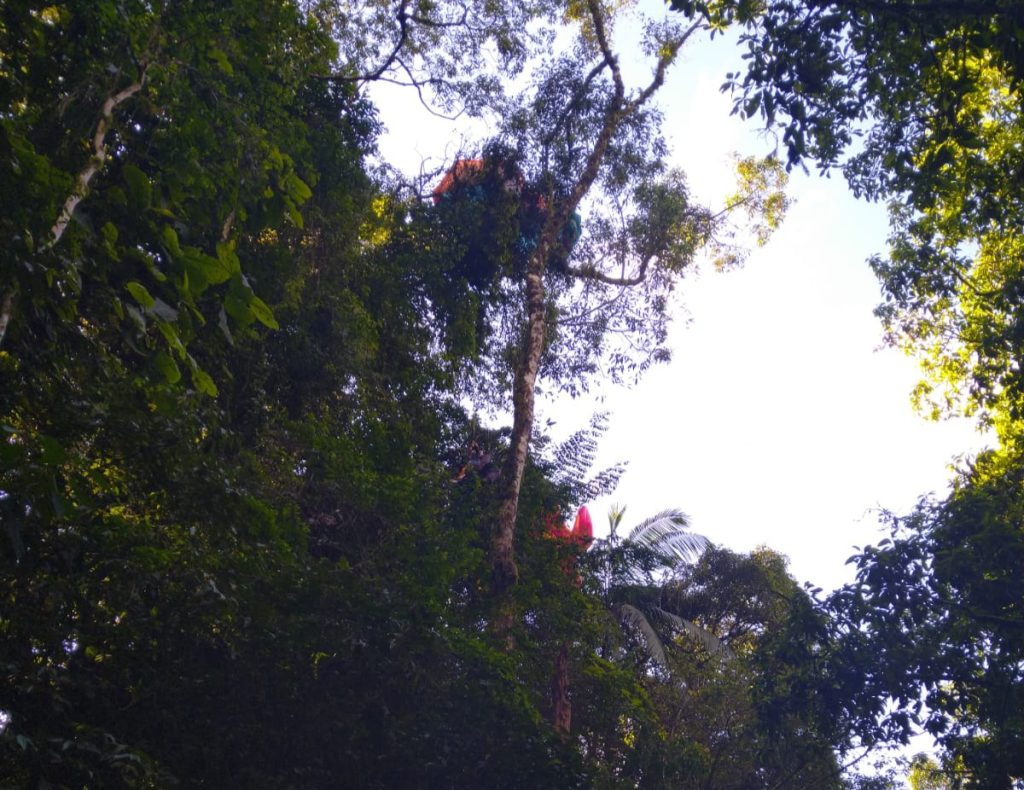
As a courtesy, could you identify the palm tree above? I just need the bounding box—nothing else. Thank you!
[593,506,730,670]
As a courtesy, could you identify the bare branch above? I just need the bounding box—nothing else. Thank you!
[221,210,236,243]
[396,58,467,120]
[323,0,412,86]
[46,74,147,251]
[565,254,654,287]
[587,0,624,98]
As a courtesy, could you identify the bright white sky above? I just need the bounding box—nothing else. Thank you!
[370,6,988,595]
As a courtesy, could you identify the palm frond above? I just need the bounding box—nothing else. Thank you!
[626,509,708,563]
[651,607,733,659]
[619,603,667,668]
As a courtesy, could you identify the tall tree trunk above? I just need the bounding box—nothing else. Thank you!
[488,0,694,603]
[551,642,572,734]
[492,246,548,595]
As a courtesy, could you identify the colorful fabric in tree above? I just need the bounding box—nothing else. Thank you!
[432,157,582,264]
[546,507,594,549]
[432,159,486,204]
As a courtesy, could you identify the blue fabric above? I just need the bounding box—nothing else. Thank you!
[436,184,486,204]
[516,211,582,257]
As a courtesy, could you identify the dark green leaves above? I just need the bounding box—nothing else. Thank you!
[123,164,152,208]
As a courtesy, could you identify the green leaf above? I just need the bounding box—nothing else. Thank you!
[208,46,234,75]
[154,351,182,384]
[126,281,155,310]
[215,241,242,278]
[285,198,304,229]
[183,256,210,297]
[224,275,256,327]
[248,295,279,330]
[123,164,152,208]
[39,435,66,466]
[156,321,187,359]
[190,365,218,397]
[162,226,181,258]
[101,221,119,246]
[199,251,233,285]
[285,171,313,203]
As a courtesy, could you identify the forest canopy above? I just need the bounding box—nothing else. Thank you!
[1,0,1021,788]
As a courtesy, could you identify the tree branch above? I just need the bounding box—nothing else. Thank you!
[322,0,412,85]
[491,3,704,612]
[565,255,654,287]
[626,19,704,116]
[46,75,147,251]
[493,0,631,597]
[587,0,624,98]
[541,58,612,149]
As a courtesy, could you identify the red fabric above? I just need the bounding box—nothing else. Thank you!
[544,507,592,585]
[570,506,593,546]
[544,509,569,540]
[545,507,593,547]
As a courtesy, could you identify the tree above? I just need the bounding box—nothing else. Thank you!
[668,0,1024,433]
[1,1,805,785]
[665,2,1024,783]
[435,0,792,599]
[582,529,852,788]
[908,753,963,790]
[0,1,592,784]
[592,506,718,671]
[311,0,555,115]
[829,446,1024,788]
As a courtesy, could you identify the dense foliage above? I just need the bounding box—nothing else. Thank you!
[668,0,1024,785]
[2,0,1021,787]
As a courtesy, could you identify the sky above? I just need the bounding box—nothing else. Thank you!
[369,5,988,596]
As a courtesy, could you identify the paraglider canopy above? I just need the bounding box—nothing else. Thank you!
[432,158,524,204]
[430,154,583,271]
[546,506,593,549]
[571,506,593,546]
[432,159,484,204]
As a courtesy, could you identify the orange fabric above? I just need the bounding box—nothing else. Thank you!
[431,159,485,203]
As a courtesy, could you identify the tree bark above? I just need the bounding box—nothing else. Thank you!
[551,642,572,734]
[0,78,144,352]
[492,245,549,594]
